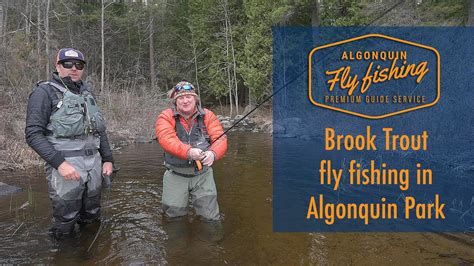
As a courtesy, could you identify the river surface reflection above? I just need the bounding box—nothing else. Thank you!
[0,133,472,264]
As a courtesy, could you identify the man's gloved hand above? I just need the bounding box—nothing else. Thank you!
[187,148,203,160]
[201,151,215,166]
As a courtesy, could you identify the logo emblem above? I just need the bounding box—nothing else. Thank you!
[65,50,79,58]
[308,34,440,119]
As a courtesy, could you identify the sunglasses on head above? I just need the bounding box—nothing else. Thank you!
[175,84,193,91]
[60,61,85,70]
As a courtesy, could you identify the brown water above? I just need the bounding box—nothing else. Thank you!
[0,133,472,264]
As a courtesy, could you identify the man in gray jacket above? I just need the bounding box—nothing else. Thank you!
[25,48,114,238]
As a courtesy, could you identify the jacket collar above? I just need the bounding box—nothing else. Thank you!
[52,72,84,94]
[172,105,205,118]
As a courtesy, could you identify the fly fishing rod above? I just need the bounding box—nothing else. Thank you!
[194,68,306,170]
[194,0,405,170]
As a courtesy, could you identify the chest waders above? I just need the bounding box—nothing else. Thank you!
[161,108,220,221]
[39,81,107,237]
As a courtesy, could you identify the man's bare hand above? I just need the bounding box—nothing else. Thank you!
[58,161,81,180]
[102,162,113,176]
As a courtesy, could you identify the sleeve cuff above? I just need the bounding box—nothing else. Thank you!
[50,152,65,169]
[101,156,114,164]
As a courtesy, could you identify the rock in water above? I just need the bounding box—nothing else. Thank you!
[0,182,22,196]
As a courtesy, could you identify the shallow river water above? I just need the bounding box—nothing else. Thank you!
[0,133,472,264]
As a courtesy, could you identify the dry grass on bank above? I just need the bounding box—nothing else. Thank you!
[98,86,168,142]
[0,84,169,171]
[0,88,41,171]
[0,82,273,171]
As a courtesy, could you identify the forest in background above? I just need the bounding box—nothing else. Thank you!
[0,0,472,170]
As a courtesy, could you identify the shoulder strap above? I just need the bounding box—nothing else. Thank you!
[38,81,68,93]
[196,113,209,139]
[37,81,66,109]
[81,82,92,93]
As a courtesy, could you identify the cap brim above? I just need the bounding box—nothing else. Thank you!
[58,59,86,64]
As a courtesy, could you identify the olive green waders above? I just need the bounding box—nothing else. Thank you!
[162,168,220,221]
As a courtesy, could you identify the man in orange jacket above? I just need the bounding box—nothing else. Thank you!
[155,81,227,221]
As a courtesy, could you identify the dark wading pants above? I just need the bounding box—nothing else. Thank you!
[162,168,220,221]
[46,152,102,234]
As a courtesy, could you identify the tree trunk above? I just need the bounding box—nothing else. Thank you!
[2,0,8,51]
[227,45,233,117]
[0,5,3,39]
[149,11,156,91]
[248,84,252,108]
[225,0,239,115]
[37,0,41,81]
[100,0,105,92]
[25,0,31,36]
[228,75,233,117]
[67,4,73,46]
[468,0,474,26]
[230,29,238,114]
[311,0,320,49]
[311,0,320,27]
[2,0,9,76]
[0,5,2,43]
[160,0,167,91]
[0,3,4,81]
[222,0,233,117]
[191,37,201,99]
[45,0,50,79]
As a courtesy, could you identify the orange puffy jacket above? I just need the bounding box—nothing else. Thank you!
[155,108,228,160]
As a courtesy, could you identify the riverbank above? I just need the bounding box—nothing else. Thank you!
[0,87,272,172]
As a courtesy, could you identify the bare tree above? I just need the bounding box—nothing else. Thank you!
[101,0,105,92]
[468,0,474,26]
[1,0,7,49]
[45,0,50,78]
[100,0,116,92]
[312,0,320,27]
[224,0,239,115]
[0,4,3,82]
[25,0,31,36]
[220,0,239,116]
[223,1,233,117]
[149,7,156,91]
[1,0,9,80]
[0,4,4,78]
[0,5,2,39]
[311,0,320,55]
[37,0,42,81]
[190,33,201,99]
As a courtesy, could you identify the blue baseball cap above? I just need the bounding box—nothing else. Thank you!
[57,48,86,63]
